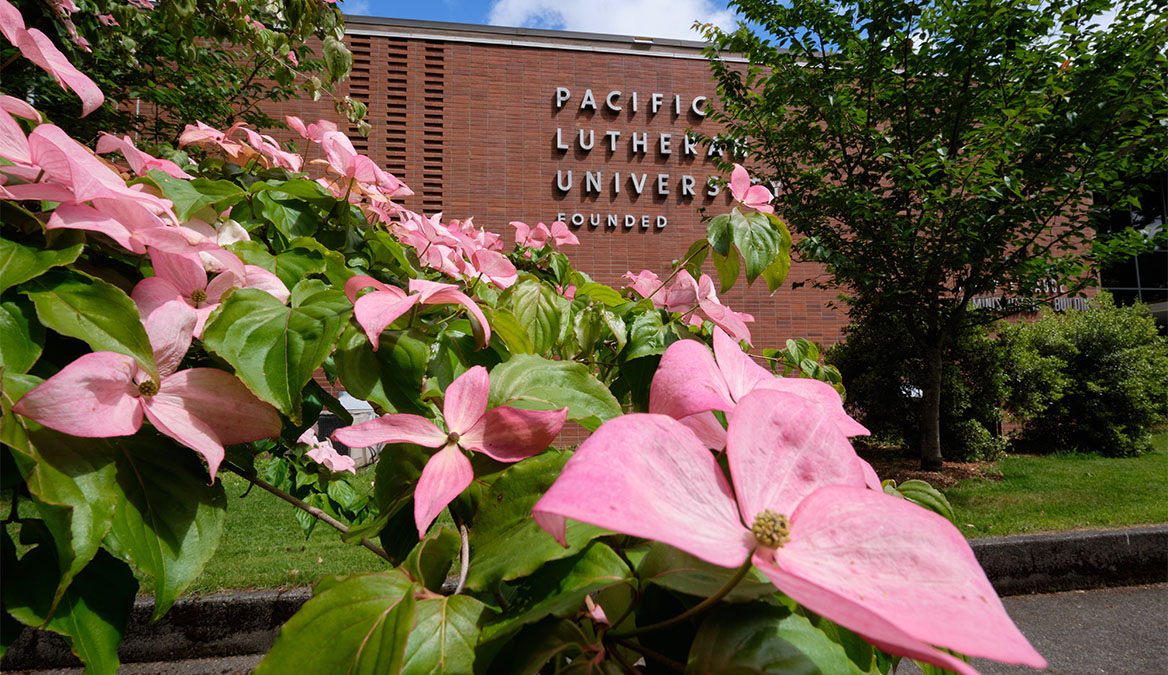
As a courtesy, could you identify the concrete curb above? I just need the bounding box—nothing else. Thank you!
[4,525,1166,671]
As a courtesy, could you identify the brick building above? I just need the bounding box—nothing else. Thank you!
[271,16,852,350]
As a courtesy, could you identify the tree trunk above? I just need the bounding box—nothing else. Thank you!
[919,339,945,471]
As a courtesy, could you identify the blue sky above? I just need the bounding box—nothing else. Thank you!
[339,0,741,41]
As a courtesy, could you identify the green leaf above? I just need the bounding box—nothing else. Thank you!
[682,238,710,279]
[403,526,460,592]
[466,451,607,591]
[0,296,43,374]
[637,543,775,602]
[892,480,957,525]
[402,595,488,675]
[0,237,83,294]
[504,280,562,355]
[573,283,625,307]
[202,286,351,423]
[487,354,622,431]
[335,324,429,415]
[487,306,535,355]
[251,178,336,209]
[103,433,227,620]
[22,270,156,379]
[480,542,631,643]
[373,442,431,525]
[255,191,319,239]
[322,36,354,83]
[145,170,245,221]
[706,213,732,256]
[760,213,793,293]
[729,209,784,284]
[623,308,671,360]
[6,423,119,610]
[686,603,863,674]
[712,246,741,294]
[5,526,137,675]
[256,571,417,675]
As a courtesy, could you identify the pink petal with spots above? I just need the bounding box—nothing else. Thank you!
[460,406,566,462]
[414,444,474,538]
[761,486,1045,672]
[13,352,142,437]
[442,366,488,435]
[534,414,751,568]
[332,414,447,449]
[727,390,866,524]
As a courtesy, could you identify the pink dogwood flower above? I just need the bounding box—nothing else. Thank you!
[650,327,869,450]
[133,248,288,338]
[513,220,579,248]
[299,428,356,474]
[333,366,567,537]
[0,0,103,116]
[345,275,491,349]
[13,303,281,479]
[96,133,193,179]
[729,163,774,214]
[534,391,1045,675]
[664,271,754,344]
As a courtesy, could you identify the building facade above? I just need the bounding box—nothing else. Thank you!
[272,17,851,351]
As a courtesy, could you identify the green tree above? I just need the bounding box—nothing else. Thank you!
[1,0,360,145]
[701,0,1168,468]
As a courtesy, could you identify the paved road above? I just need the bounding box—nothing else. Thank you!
[9,584,1166,674]
[903,583,1168,675]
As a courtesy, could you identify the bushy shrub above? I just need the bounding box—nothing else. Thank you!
[826,316,1009,462]
[1000,293,1168,457]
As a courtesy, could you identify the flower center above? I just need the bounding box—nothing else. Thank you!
[751,510,790,548]
[190,289,207,304]
[137,380,159,397]
[446,431,461,444]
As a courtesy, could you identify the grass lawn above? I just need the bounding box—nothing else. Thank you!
[185,469,391,594]
[942,432,1168,538]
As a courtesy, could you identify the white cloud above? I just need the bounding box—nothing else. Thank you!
[487,0,737,41]
[342,0,371,16]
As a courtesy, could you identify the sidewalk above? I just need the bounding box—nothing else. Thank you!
[4,525,1166,673]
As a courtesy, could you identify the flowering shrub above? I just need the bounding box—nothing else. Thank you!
[1,4,1044,673]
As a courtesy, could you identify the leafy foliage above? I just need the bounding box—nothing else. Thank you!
[701,0,1168,467]
[1000,294,1168,457]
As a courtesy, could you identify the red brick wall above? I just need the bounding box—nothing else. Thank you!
[267,24,851,354]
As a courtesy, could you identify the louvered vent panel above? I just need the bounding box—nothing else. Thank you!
[346,36,373,156]
[383,38,409,184]
[420,41,445,214]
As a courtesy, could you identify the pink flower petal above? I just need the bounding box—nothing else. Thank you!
[858,457,882,490]
[16,28,103,116]
[460,406,566,462]
[727,390,866,523]
[352,291,421,347]
[332,414,447,449]
[0,94,41,121]
[13,352,143,437]
[676,411,727,451]
[548,220,579,246]
[142,300,196,378]
[414,444,474,538]
[242,265,290,304]
[47,202,142,253]
[729,164,752,203]
[754,376,870,438]
[157,368,281,446]
[132,275,185,319]
[442,365,488,436]
[150,248,208,299]
[762,486,1046,672]
[344,274,398,303]
[534,414,752,567]
[712,327,773,401]
[141,394,227,480]
[0,108,30,165]
[648,338,734,420]
[410,280,491,348]
[306,441,356,474]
